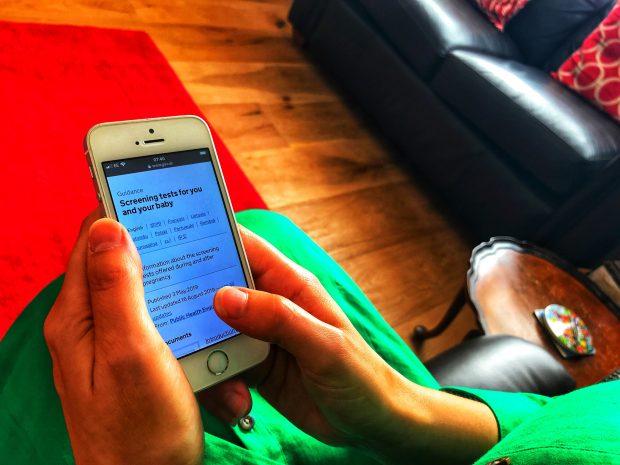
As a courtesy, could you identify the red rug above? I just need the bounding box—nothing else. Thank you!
[0,21,267,339]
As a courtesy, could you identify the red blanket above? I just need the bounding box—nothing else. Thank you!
[0,21,266,338]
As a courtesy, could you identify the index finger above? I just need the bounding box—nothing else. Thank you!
[56,207,103,305]
[239,226,349,329]
[44,208,103,395]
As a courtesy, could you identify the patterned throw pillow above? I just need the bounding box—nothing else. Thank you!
[476,0,530,30]
[554,4,620,122]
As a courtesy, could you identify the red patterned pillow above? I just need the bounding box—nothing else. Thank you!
[554,5,620,123]
[476,0,530,30]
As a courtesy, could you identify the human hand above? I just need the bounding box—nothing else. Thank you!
[199,226,407,445]
[200,227,498,464]
[44,211,203,465]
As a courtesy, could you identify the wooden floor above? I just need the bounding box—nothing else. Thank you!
[0,0,478,360]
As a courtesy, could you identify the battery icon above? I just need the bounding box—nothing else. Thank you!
[199,150,207,156]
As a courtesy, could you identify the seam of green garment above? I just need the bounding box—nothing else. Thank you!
[471,379,620,465]
[493,445,620,456]
[246,402,291,465]
[442,386,552,441]
[233,392,293,465]
[200,426,284,465]
[440,388,503,442]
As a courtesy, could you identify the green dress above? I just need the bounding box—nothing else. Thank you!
[1,210,619,465]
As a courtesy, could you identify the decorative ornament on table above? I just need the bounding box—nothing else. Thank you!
[534,304,596,358]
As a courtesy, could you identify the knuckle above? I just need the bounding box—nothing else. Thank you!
[79,209,101,235]
[306,328,349,377]
[79,214,93,237]
[269,295,296,337]
[43,300,66,348]
[274,294,295,317]
[297,268,320,288]
[44,304,72,352]
[80,217,89,233]
[324,329,349,358]
[50,364,65,397]
[89,255,138,292]
[43,313,58,348]
[104,344,150,379]
[91,265,124,292]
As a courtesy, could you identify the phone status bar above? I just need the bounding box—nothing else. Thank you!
[103,148,211,177]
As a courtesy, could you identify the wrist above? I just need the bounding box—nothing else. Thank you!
[344,366,430,462]
[353,369,497,465]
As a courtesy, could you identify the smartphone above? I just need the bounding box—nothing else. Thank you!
[84,116,269,392]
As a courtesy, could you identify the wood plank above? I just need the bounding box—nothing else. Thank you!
[0,0,138,25]
[170,61,337,105]
[233,138,408,208]
[199,103,289,154]
[145,24,304,63]
[263,101,369,143]
[132,0,292,34]
[277,182,470,263]
[0,0,291,33]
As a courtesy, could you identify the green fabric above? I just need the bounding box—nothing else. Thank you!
[466,382,620,465]
[443,387,551,440]
[1,209,619,465]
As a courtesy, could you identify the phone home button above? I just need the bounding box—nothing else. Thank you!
[207,350,229,376]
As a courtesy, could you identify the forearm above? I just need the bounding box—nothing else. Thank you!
[361,371,498,465]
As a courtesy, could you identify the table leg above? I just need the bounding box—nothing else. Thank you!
[412,286,468,342]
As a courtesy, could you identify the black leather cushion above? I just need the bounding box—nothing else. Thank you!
[426,335,576,396]
[550,159,620,265]
[431,50,620,197]
[544,3,615,72]
[297,0,556,239]
[288,0,330,40]
[353,0,520,80]
[505,0,614,71]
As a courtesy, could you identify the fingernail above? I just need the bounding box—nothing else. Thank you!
[223,390,250,426]
[216,287,248,319]
[89,220,123,253]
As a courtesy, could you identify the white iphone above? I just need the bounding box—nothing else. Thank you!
[84,115,269,392]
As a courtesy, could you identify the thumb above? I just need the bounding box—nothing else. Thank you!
[87,219,155,347]
[214,286,341,370]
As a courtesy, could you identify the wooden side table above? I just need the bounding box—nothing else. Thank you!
[413,237,620,388]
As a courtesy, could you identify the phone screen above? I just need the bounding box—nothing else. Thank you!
[102,148,247,359]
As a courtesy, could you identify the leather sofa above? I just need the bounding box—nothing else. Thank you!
[289,0,620,266]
